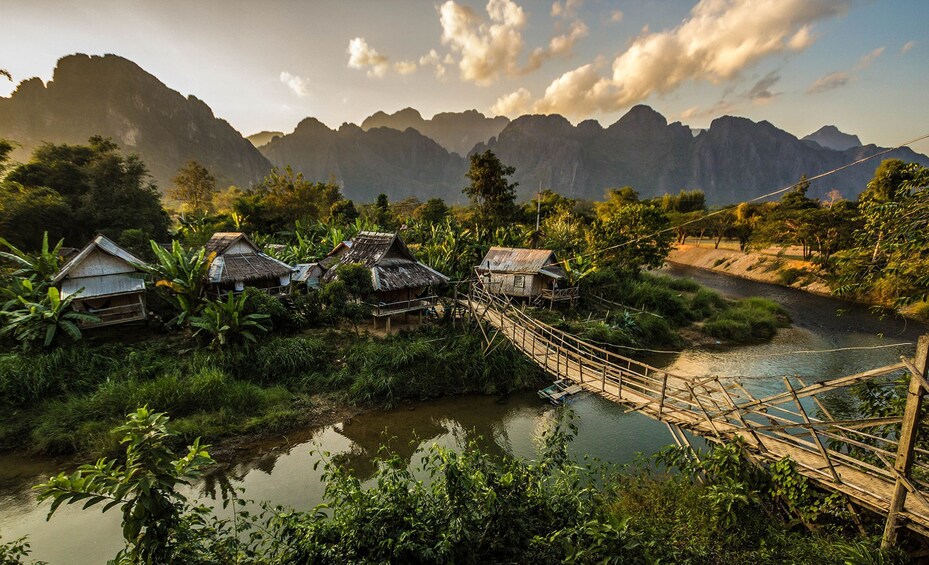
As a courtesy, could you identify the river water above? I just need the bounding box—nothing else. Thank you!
[1,265,924,564]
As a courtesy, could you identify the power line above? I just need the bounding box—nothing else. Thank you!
[546,131,929,268]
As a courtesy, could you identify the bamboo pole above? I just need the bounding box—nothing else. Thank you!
[784,377,842,484]
[883,335,929,549]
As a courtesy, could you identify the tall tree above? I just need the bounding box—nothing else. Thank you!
[463,150,518,229]
[170,160,217,215]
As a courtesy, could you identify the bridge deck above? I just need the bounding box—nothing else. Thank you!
[464,291,929,538]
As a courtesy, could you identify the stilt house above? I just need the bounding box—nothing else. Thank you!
[476,246,578,306]
[52,235,149,327]
[321,231,448,321]
[204,232,295,294]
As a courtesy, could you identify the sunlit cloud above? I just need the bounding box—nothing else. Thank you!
[807,46,883,94]
[526,20,588,72]
[901,40,916,54]
[551,0,582,19]
[492,0,848,118]
[279,71,310,97]
[394,60,418,75]
[439,0,527,85]
[347,37,389,78]
[608,9,623,23]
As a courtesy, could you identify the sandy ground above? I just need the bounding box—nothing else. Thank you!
[667,240,832,295]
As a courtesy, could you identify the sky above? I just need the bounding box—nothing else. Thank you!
[2,0,929,152]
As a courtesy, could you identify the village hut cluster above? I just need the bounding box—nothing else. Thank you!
[51,230,577,332]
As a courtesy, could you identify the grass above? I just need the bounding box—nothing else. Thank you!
[530,269,791,352]
[0,327,543,457]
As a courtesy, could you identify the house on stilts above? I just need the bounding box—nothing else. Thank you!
[476,246,578,307]
[52,234,149,327]
[204,232,295,295]
[321,231,448,331]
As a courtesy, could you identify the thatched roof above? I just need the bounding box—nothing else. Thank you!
[204,232,259,255]
[321,231,448,292]
[477,247,565,279]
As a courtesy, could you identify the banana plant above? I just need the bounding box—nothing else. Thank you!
[0,232,64,283]
[146,240,214,327]
[0,286,98,348]
[561,255,597,287]
[190,292,269,348]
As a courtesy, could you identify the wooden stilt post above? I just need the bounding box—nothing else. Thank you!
[882,335,929,549]
[386,315,391,335]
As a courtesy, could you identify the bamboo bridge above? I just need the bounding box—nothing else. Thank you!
[463,285,929,548]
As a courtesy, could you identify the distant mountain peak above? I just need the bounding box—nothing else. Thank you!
[802,125,862,151]
[360,107,509,155]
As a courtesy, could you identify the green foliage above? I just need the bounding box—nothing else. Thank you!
[1,136,169,248]
[703,298,788,343]
[0,232,63,283]
[463,149,519,229]
[169,160,217,215]
[234,166,342,233]
[0,286,98,348]
[0,535,43,565]
[36,407,214,564]
[587,203,672,272]
[146,240,214,327]
[190,293,270,348]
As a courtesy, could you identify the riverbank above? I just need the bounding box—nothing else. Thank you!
[667,241,831,295]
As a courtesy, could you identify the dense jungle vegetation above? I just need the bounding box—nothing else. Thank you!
[0,137,923,562]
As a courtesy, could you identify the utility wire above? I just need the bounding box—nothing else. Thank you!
[544,131,929,268]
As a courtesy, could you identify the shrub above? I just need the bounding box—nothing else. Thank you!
[703,298,787,343]
[689,288,727,319]
[777,267,806,286]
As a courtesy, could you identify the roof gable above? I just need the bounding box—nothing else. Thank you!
[321,231,448,291]
[54,235,147,284]
[204,232,259,255]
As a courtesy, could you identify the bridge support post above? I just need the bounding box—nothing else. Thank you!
[882,335,929,549]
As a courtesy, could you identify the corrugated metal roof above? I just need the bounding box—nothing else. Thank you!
[321,231,448,291]
[293,263,323,283]
[477,247,563,277]
[61,274,145,299]
[54,234,147,285]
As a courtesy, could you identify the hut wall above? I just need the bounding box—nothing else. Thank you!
[69,249,137,278]
[487,273,544,298]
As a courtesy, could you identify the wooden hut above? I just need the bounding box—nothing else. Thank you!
[321,231,448,328]
[52,235,149,327]
[204,232,295,294]
[476,246,578,306]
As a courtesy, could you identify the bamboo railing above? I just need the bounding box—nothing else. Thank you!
[465,285,929,546]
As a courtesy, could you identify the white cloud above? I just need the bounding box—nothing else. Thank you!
[901,40,916,54]
[551,0,582,19]
[855,46,884,70]
[491,87,534,115]
[279,71,310,97]
[439,0,527,85]
[394,60,418,75]
[495,0,848,117]
[347,37,389,77]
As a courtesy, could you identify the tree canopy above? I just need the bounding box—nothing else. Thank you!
[463,150,519,229]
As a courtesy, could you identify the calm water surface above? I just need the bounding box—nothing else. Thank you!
[1,266,924,564]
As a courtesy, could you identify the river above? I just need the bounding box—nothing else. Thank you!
[0,266,924,564]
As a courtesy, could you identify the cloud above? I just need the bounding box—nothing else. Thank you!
[855,46,884,70]
[806,46,883,94]
[279,71,310,97]
[608,9,623,23]
[347,37,389,77]
[492,0,847,118]
[491,87,534,115]
[526,20,588,72]
[680,99,736,120]
[439,0,527,85]
[551,0,582,19]
[394,60,418,75]
[747,70,781,102]
[807,71,849,93]
[901,40,916,54]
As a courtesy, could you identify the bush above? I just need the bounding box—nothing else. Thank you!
[777,267,807,286]
[689,288,727,319]
[703,298,787,343]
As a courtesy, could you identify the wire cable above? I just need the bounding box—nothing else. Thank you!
[544,131,929,268]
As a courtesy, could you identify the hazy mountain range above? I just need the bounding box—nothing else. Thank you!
[2,54,927,205]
